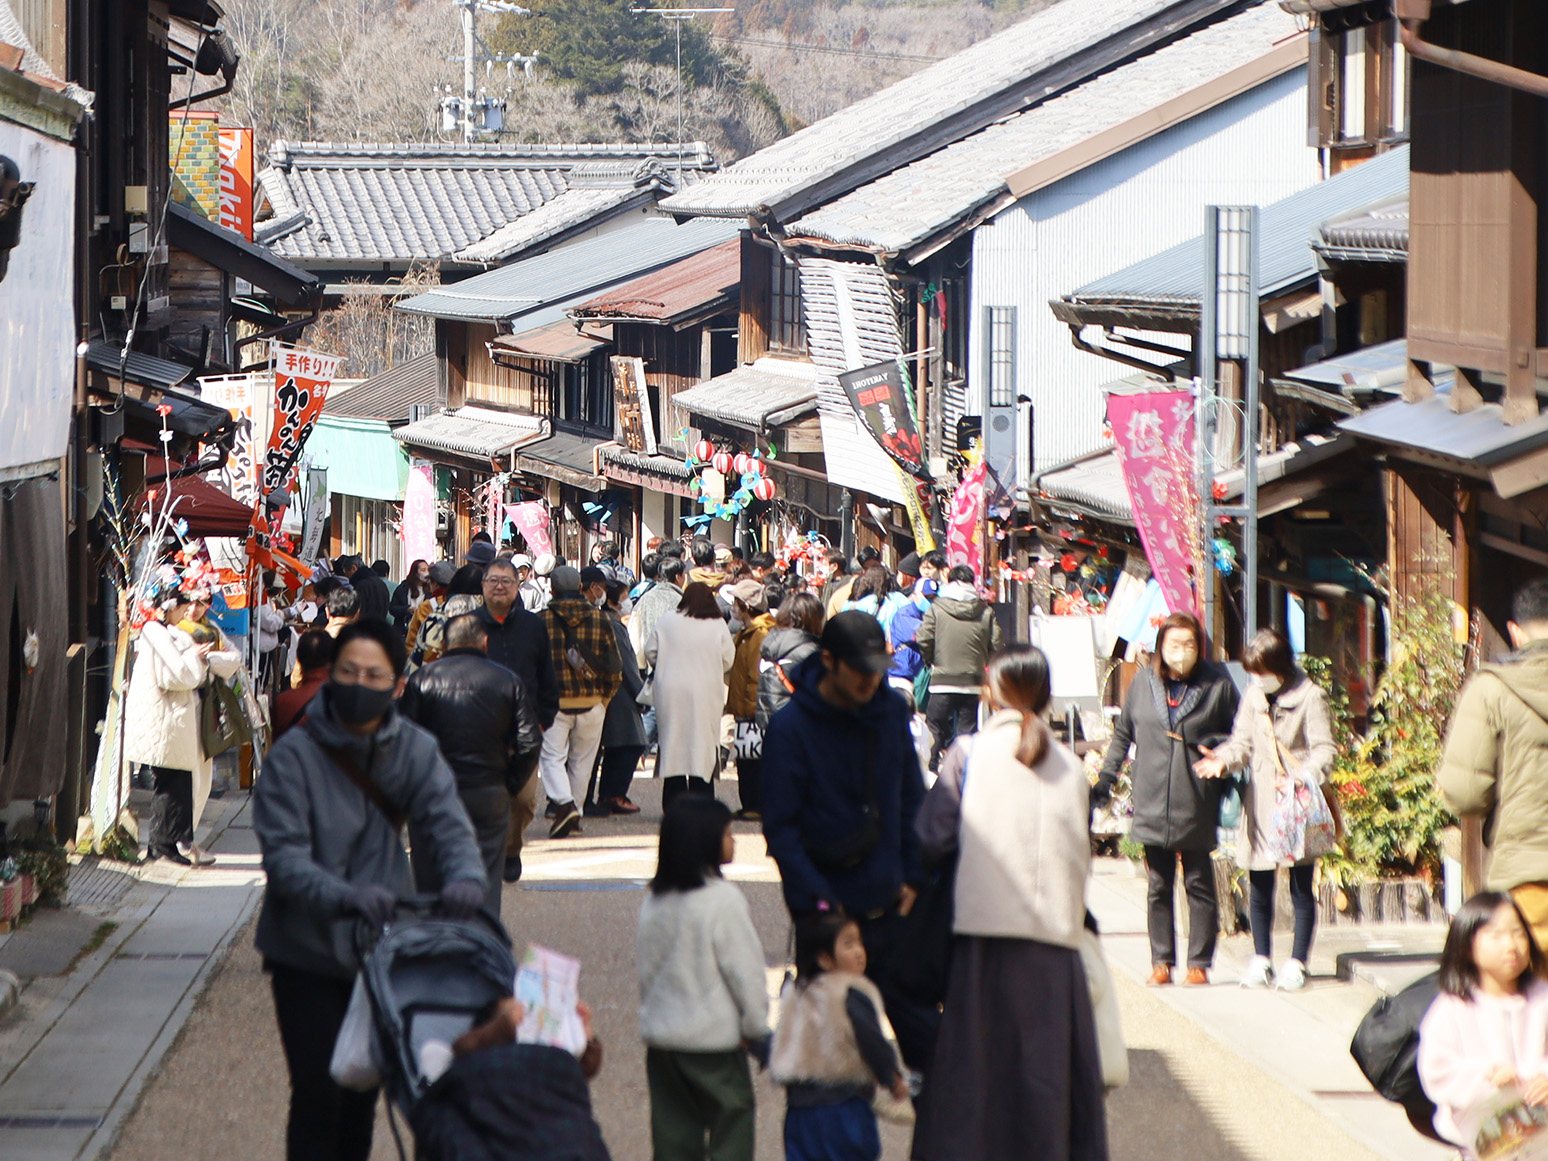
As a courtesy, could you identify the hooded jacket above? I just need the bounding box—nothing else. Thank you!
[399,647,542,794]
[762,654,926,915]
[727,611,777,720]
[629,580,683,667]
[542,596,623,711]
[756,628,819,730]
[253,687,485,980]
[1439,641,1548,890]
[916,583,1003,692]
[477,603,560,729]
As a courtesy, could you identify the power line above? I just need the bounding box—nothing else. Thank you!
[710,33,943,63]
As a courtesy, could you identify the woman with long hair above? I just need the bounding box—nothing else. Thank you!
[647,582,736,808]
[389,558,432,630]
[1092,612,1239,985]
[844,564,909,633]
[913,646,1107,1161]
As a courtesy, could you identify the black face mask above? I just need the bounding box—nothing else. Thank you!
[329,680,395,726]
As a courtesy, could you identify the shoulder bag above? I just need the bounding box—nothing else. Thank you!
[556,615,621,680]
[200,677,251,758]
[320,744,407,832]
[1079,921,1129,1089]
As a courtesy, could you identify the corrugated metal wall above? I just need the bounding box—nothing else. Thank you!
[969,69,1320,482]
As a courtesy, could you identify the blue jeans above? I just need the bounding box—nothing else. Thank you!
[784,1098,879,1161]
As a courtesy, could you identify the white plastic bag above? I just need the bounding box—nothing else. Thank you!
[1079,930,1128,1089]
[329,974,381,1091]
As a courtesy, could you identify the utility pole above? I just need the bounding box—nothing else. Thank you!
[631,8,733,181]
[447,0,534,143]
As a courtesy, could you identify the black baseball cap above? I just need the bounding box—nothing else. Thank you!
[821,610,892,676]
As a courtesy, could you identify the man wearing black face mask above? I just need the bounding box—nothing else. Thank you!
[254,618,486,1161]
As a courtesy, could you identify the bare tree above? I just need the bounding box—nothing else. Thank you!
[309,261,441,380]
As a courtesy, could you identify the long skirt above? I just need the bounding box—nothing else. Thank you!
[912,936,1109,1161]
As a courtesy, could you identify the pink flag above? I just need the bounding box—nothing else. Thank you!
[945,460,985,578]
[1107,390,1199,617]
[402,462,436,565]
[507,501,553,557]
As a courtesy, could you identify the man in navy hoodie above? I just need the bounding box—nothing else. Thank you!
[763,610,930,1064]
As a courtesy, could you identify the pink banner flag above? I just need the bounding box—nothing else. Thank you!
[402,461,436,566]
[1107,390,1199,617]
[945,460,985,578]
[507,501,553,557]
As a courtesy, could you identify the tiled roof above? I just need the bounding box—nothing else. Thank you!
[513,430,607,490]
[325,353,439,421]
[789,4,1304,257]
[257,141,714,265]
[393,404,547,460]
[671,358,821,431]
[493,320,610,364]
[569,240,741,326]
[1055,144,1409,328]
[395,216,741,323]
[662,0,1241,221]
[1315,195,1408,263]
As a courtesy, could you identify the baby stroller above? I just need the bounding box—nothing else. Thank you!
[358,900,610,1161]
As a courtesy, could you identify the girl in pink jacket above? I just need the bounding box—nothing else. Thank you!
[1418,892,1548,1148]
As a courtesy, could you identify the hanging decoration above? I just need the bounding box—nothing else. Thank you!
[1212,537,1238,576]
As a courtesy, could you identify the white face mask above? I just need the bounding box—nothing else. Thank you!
[1256,673,1283,695]
[1160,636,1198,678]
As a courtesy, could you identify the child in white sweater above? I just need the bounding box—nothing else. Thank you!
[1418,891,1548,1150]
[638,795,771,1161]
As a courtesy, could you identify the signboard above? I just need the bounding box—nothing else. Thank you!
[299,467,329,564]
[945,460,985,576]
[1108,390,1199,617]
[837,359,926,479]
[262,343,342,502]
[506,500,553,557]
[401,462,436,565]
[199,372,260,504]
[217,127,255,240]
[611,356,656,455]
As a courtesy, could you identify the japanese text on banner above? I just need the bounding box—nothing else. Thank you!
[1107,390,1199,618]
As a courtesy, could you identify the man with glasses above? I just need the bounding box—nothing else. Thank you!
[476,557,559,880]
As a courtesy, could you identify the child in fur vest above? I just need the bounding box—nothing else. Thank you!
[771,912,912,1161]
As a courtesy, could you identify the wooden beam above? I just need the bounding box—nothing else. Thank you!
[1491,445,1548,500]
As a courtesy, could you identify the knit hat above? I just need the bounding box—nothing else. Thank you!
[428,561,456,586]
[550,565,583,594]
[534,553,558,576]
[465,541,497,565]
[897,552,921,579]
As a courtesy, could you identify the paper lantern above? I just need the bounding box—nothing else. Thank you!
[733,452,753,476]
[753,476,776,501]
[694,439,715,463]
[712,451,734,475]
[748,455,766,476]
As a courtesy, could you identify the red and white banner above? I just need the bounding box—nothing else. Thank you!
[402,461,437,565]
[198,372,261,505]
[506,501,553,557]
[217,127,255,240]
[945,459,985,578]
[262,344,341,501]
[1108,390,1199,617]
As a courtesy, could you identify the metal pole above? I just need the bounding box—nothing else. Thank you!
[676,19,684,184]
[1243,205,1261,639]
[1198,208,1218,648]
[463,1,476,143]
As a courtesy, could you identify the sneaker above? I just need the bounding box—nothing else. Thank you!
[1184,967,1210,986]
[503,855,522,883]
[1277,959,1308,991]
[544,801,560,820]
[1240,955,1273,989]
[549,804,582,839]
[1148,964,1173,987]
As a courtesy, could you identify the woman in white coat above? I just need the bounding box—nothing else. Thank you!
[646,581,735,810]
[124,573,240,866]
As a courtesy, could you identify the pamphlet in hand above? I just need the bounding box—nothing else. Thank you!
[1458,1086,1548,1161]
[513,944,587,1056]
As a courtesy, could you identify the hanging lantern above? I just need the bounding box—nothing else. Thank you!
[712,450,734,475]
[733,452,753,476]
[749,455,766,476]
[753,476,777,501]
[694,439,715,463]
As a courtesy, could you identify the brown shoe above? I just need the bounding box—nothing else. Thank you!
[1184,967,1210,986]
[1148,964,1173,986]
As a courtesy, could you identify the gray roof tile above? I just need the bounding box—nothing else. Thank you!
[325,353,439,421]
[672,359,821,431]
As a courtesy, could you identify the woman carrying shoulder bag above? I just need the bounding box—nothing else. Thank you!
[912,646,1109,1161]
[1195,628,1337,992]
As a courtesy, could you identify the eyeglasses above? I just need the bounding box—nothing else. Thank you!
[484,576,515,588]
[333,662,396,688]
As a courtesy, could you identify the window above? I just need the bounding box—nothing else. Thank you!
[770,254,805,353]
[558,354,613,433]
[986,306,1016,408]
[1310,17,1409,149]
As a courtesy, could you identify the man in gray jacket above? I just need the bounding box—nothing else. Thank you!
[916,565,1003,766]
[254,618,486,1161]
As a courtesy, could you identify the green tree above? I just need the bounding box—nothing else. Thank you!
[493,0,727,95]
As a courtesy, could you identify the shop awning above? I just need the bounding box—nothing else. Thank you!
[86,342,234,441]
[598,444,696,497]
[512,430,607,491]
[167,202,322,309]
[307,416,409,502]
[492,320,610,364]
[672,359,821,433]
[139,471,256,538]
[392,405,548,463]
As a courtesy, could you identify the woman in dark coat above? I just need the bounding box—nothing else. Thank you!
[1092,611,1238,985]
[589,576,646,816]
[755,592,826,731]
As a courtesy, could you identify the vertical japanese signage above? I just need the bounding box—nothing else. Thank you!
[837,359,926,478]
[611,356,657,455]
[217,127,255,240]
[506,500,553,557]
[262,344,342,503]
[300,468,330,564]
[945,460,985,577]
[402,461,437,565]
[1108,390,1199,617]
[198,372,261,505]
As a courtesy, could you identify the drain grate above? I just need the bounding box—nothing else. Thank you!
[0,1114,104,1129]
[114,951,208,961]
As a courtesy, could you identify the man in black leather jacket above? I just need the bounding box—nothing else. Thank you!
[400,614,542,910]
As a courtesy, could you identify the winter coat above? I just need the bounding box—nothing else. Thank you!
[771,971,900,1093]
[888,596,929,681]
[1209,671,1336,871]
[253,687,485,980]
[637,877,771,1052]
[916,584,1003,692]
[389,581,432,630]
[1439,640,1548,891]
[918,714,1090,948]
[727,611,777,720]
[756,628,819,731]
[823,575,857,620]
[628,581,683,667]
[844,591,910,633]
[601,609,647,748]
[351,566,391,623]
[1097,662,1240,852]
[399,647,542,794]
[273,671,328,739]
[763,653,926,915]
[1418,980,1548,1147]
[477,603,560,729]
[542,598,623,712]
[688,566,727,592]
[646,610,734,778]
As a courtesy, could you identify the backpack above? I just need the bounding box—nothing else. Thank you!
[1349,971,1445,1143]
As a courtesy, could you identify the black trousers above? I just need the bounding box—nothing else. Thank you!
[855,908,940,1073]
[1249,864,1317,964]
[661,775,714,811]
[1143,845,1218,970]
[268,962,378,1161]
[735,757,762,814]
[147,765,195,849]
[596,744,644,804]
[411,782,508,915]
[925,693,978,768]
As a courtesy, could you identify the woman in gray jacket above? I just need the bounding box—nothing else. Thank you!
[1195,628,1336,991]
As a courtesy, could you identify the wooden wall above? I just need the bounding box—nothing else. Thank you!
[615,321,713,457]
[1386,463,1470,610]
[168,246,225,365]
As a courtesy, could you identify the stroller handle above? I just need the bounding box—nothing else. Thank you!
[352,892,511,960]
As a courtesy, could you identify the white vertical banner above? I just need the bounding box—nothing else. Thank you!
[299,467,329,565]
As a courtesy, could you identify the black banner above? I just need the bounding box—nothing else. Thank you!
[837,359,926,479]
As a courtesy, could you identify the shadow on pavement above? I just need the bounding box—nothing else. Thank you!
[1108,1049,1253,1161]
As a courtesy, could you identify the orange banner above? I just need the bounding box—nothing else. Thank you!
[217,126,255,240]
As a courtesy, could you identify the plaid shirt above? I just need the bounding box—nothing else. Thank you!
[543,598,623,709]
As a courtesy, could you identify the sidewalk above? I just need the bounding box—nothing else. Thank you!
[1087,856,1452,1161]
[0,792,264,1161]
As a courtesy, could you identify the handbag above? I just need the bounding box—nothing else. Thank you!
[637,670,655,707]
[1079,926,1129,1089]
[732,718,762,760]
[199,677,250,758]
[329,974,382,1091]
[1217,772,1246,830]
[1266,733,1338,863]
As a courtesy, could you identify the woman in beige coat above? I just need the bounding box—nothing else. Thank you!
[1196,628,1336,991]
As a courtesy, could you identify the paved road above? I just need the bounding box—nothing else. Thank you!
[105,779,1427,1161]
